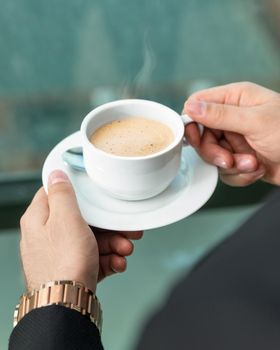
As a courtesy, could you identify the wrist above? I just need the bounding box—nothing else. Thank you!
[26,272,98,295]
[14,280,102,333]
[71,273,97,294]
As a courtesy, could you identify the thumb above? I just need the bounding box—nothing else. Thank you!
[48,170,81,217]
[184,100,257,135]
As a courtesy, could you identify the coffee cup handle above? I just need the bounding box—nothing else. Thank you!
[180,114,204,146]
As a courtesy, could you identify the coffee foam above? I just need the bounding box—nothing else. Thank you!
[90,117,174,157]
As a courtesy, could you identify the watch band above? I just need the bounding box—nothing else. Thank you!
[13,280,102,334]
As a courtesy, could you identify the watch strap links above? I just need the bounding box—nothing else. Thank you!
[13,280,102,334]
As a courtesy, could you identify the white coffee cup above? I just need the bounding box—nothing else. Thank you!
[81,99,201,201]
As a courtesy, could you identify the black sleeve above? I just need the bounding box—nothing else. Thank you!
[136,188,280,350]
[9,304,104,350]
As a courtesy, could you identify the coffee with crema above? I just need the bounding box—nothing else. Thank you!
[90,117,174,157]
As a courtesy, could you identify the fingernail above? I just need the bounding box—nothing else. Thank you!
[186,101,206,116]
[112,267,120,273]
[252,168,265,179]
[48,170,70,186]
[236,158,255,172]
[112,257,126,273]
[112,265,124,273]
[214,157,229,169]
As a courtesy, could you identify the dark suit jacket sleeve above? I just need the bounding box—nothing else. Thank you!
[9,304,104,350]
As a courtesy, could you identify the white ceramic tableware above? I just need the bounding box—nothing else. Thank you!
[42,132,218,230]
[81,99,201,200]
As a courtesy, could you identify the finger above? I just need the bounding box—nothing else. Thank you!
[98,255,127,281]
[212,129,223,139]
[219,154,259,175]
[184,123,201,147]
[184,100,258,135]
[233,153,259,173]
[22,187,49,226]
[197,129,234,169]
[220,165,266,187]
[219,139,233,152]
[47,170,81,218]
[224,131,254,154]
[120,231,143,240]
[95,232,134,256]
[92,228,143,240]
[186,83,243,105]
[185,82,272,106]
[222,132,259,172]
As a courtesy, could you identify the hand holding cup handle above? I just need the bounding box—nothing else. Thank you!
[180,114,204,145]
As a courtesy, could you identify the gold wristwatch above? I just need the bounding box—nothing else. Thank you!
[13,280,102,334]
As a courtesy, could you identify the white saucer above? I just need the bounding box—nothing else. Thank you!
[42,132,218,231]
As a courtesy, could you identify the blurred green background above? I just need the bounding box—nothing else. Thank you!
[0,0,279,348]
